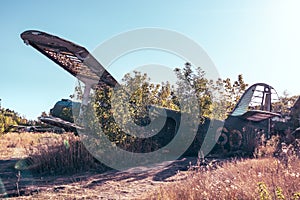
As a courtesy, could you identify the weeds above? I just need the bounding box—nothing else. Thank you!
[258,182,271,200]
[2,132,300,199]
[15,133,109,175]
[145,157,300,199]
[16,171,21,197]
[275,186,285,200]
[145,140,300,200]
[254,135,280,158]
[1,132,108,175]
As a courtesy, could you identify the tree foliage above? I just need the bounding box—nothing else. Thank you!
[78,62,250,152]
[272,91,298,115]
[174,62,248,120]
[0,108,27,133]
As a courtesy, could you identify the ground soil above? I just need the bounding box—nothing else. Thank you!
[0,154,199,199]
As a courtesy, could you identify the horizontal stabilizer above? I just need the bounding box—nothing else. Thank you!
[239,110,280,122]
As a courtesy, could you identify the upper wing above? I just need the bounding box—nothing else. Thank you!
[20,30,118,87]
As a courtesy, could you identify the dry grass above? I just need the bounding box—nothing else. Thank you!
[144,137,300,200]
[1,132,300,199]
[0,132,55,159]
[145,157,300,200]
[0,132,108,175]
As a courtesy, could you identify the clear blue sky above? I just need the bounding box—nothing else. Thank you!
[1,0,300,120]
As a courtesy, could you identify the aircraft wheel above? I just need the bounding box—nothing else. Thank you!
[229,129,242,149]
[215,127,228,146]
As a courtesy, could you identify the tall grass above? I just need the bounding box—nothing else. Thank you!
[145,136,300,200]
[0,132,51,159]
[2,132,300,199]
[145,156,300,199]
[0,132,109,175]
[16,133,109,175]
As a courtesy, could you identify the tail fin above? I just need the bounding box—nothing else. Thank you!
[230,83,280,121]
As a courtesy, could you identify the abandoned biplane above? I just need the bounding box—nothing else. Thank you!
[21,30,290,157]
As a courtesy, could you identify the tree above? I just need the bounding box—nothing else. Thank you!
[272,90,298,115]
[174,63,212,118]
[75,62,254,155]
[0,107,27,133]
[174,63,248,120]
[220,75,248,112]
[81,63,251,138]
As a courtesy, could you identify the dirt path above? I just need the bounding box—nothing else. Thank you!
[0,133,204,199]
[0,157,199,199]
